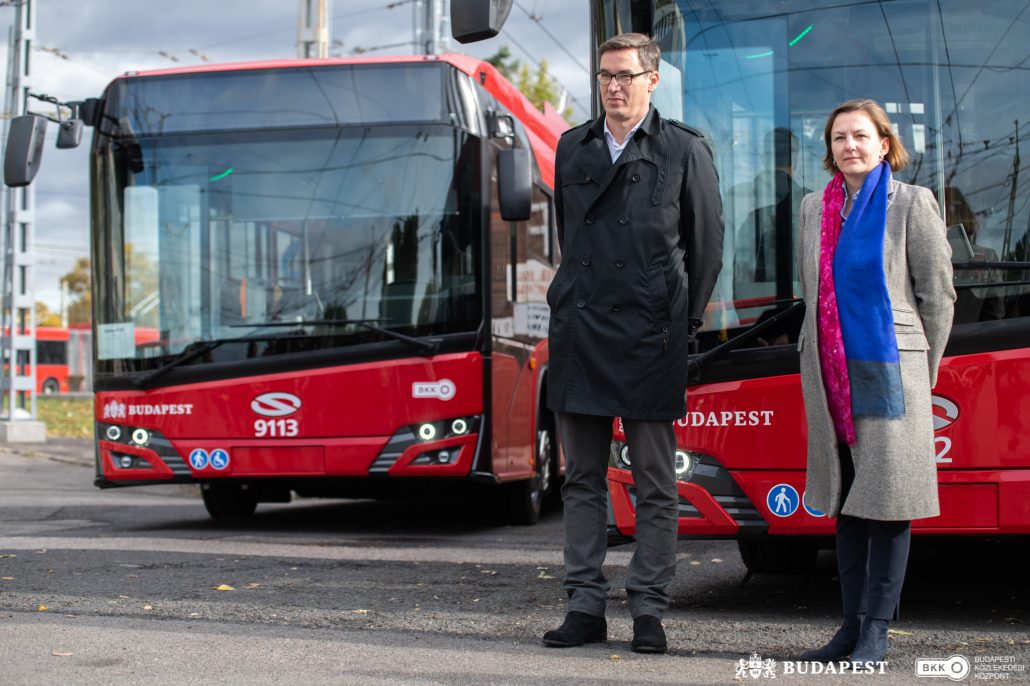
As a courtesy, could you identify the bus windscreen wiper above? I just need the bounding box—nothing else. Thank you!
[134,333,307,390]
[230,319,441,355]
[688,299,806,383]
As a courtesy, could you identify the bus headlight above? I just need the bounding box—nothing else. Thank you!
[131,428,150,446]
[450,418,468,435]
[675,450,692,478]
[105,425,122,441]
[417,423,437,441]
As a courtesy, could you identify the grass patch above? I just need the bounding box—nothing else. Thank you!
[2,396,95,438]
[38,397,95,438]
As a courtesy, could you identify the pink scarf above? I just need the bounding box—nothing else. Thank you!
[817,172,856,445]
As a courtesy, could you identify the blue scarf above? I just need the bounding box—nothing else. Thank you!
[834,161,905,420]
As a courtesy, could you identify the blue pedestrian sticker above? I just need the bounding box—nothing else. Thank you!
[210,449,230,471]
[188,449,209,470]
[802,491,826,518]
[767,483,799,518]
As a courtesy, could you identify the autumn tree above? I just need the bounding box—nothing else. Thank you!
[35,301,61,327]
[61,257,91,325]
[486,46,574,124]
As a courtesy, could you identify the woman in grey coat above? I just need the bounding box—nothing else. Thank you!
[795,99,955,666]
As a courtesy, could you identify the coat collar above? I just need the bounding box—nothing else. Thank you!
[583,105,661,144]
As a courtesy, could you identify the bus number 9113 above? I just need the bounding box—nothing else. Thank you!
[254,419,299,437]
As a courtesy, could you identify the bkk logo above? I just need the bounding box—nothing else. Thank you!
[250,392,302,417]
[412,379,456,401]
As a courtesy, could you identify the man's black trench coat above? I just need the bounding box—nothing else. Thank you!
[546,106,723,421]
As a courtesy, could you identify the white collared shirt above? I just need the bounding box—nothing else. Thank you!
[603,115,647,162]
[841,180,859,220]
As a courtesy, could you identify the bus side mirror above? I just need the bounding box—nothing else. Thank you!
[451,0,513,44]
[56,119,83,149]
[498,147,531,221]
[4,114,48,188]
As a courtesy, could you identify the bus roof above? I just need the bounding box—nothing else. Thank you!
[116,54,569,188]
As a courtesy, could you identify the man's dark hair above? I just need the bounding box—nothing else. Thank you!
[598,33,660,72]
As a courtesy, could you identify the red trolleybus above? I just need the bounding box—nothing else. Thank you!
[454,0,1030,567]
[590,0,1030,570]
[81,55,567,522]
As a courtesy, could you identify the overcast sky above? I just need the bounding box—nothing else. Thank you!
[0,0,591,312]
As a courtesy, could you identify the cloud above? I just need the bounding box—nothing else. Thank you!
[1,0,590,303]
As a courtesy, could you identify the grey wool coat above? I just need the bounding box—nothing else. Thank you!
[797,179,956,521]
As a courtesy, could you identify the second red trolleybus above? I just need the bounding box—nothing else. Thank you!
[67,54,567,522]
[453,0,1030,570]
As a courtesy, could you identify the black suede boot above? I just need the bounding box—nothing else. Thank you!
[630,615,668,654]
[849,617,889,666]
[799,613,864,661]
[542,611,607,647]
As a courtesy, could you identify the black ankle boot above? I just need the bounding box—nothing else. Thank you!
[849,617,889,666]
[799,614,864,661]
[542,611,607,647]
[630,615,668,654]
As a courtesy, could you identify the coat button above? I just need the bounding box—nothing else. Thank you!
[631,173,641,182]
[619,216,629,224]
[576,299,586,309]
[585,175,592,182]
[615,259,625,268]
[580,258,591,266]
[611,304,622,312]
[585,214,595,224]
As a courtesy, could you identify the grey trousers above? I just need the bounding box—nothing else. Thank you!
[557,412,678,619]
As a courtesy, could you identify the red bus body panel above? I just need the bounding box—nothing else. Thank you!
[609,348,1030,537]
[97,353,487,481]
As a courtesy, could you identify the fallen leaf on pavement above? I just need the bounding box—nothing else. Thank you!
[352,609,369,615]
[143,605,153,611]
[51,651,72,657]
[244,583,262,589]
[711,558,723,563]
[537,570,555,579]
[689,561,701,566]
[1,577,13,581]
[610,655,621,660]
[213,584,235,591]
[480,570,498,575]
[887,629,913,636]
[37,604,48,611]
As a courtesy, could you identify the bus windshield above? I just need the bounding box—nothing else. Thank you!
[596,0,1030,357]
[92,124,482,375]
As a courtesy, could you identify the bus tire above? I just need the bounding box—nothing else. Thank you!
[41,378,60,395]
[201,483,258,519]
[737,538,819,575]
[503,473,543,525]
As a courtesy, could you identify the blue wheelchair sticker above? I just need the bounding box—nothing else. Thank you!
[188,449,209,470]
[209,449,230,470]
[767,483,799,518]
[802,491,826,517]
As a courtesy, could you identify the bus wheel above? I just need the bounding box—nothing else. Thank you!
[201,483,258,519]
[503,473,543,525]
[41,378,60,395]
[737,538,819,575]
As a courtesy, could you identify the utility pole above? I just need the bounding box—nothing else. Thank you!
[414,0,450,55]
[0,0,45,442]
[297,0,331,59]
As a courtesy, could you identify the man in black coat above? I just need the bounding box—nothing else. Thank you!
[541,33,723,654]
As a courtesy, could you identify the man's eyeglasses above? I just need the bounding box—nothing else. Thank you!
[596,70,651,86]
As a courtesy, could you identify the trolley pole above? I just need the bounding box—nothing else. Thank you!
[0,0,45,442]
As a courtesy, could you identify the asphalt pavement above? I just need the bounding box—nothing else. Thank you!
[0,443,1027,685]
